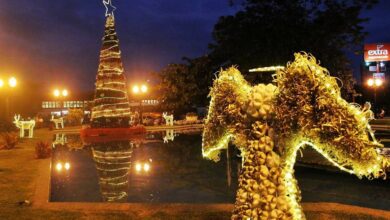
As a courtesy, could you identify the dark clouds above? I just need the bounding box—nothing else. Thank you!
[0,0,388,91]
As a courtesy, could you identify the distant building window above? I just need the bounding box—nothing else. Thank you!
[41,100,90,109]
[42,101,60,109]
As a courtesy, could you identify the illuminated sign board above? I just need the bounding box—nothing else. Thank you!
[364,43,390,62]
[373,72,385,80]
[369,66,377,72]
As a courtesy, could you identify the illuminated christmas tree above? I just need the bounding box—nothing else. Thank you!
[91,12,131,128]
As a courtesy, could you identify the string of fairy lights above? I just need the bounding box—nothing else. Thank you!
[91,13,131,125]
[92,142,133,202]
[249,65,285,72]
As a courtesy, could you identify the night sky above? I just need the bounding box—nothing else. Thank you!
[0,0,389,92]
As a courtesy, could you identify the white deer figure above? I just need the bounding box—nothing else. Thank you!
[13,115,35,138]
[163,129,175,143]
[52,133,67,149]
[162,112,174,126]
[50,115,64,129]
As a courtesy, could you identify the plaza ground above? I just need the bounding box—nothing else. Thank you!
[0,128,389,219]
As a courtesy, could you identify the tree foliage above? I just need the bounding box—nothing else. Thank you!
[156,56,214,114]
[211,0,378,98]
[157,0,378,112]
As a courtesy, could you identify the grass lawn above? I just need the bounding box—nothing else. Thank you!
[0,128,388,219]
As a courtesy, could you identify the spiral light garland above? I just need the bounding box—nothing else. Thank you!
[92,141,133,202]
[91,14,131,128]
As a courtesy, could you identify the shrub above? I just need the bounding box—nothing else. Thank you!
[65,109,84,126]
[0,120,17,132]
[35,141,51,159]
[186,112,197,117]
[0,132,18,150]
[185,112,198,122]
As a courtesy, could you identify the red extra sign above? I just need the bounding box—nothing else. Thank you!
[364,43,390,62]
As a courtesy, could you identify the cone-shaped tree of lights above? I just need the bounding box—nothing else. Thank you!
[91,14,131,128]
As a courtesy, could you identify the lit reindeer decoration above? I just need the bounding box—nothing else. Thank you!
[163,112,174,126]
[50,115,64,129]
[13,115,35,138]
[202,53,389,220]
[52,133,67,149]
[163,129,176,143]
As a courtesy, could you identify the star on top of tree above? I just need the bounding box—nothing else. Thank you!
[103,0,116,17]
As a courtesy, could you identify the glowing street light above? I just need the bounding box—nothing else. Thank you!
[53,88,68,97]
[54,89,60,97]
[132,84,148,124]
[367,78,374,87]
[55,162,71,172]
[62,89,68,97]
[143,163,150,172]
[132,84,147,94]
[367,77,384,106]
[141,85,147,93]
[135,162,151,173]
[0,77,17,88]
[0,76,18,120]
[64,162,70,170]
[56,163,63,172]
[374,78,383,87]
[135,163,142,172]
[132,85,140,94]
[8,77,17,88]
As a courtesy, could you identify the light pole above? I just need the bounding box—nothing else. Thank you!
[367,78,383,109]
[53,88,69,116]
[0,76,17,120]
[132,84,147,124]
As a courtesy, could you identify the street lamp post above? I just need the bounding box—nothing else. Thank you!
[132,84,147,125]
[53,88,69,116]
[0,76,17,120]
[367,78,383,109]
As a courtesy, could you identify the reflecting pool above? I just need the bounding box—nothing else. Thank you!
[50,130,239,203]
[50,130,390,210]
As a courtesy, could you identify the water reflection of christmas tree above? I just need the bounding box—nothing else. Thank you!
[91,141,133,202]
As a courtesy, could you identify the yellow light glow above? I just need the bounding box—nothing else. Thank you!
[135,163,142,172]
[54,89,60,97]
[249,65,285,72]
[367,78,374,86]
[202,133,232,162]
[62,89,68,97]
[55,163,63,172]
[64,162,70,170]
[8,77,17,88]
[143,163,150,172]
[132,85,139,94]
[0,79,4,88]
[374,78,383,87]
[141,84,147,93]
